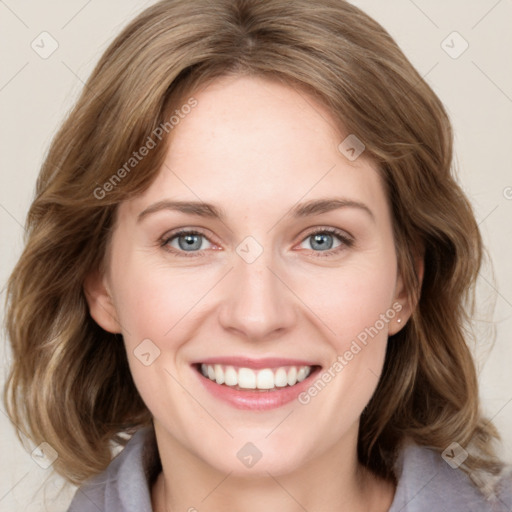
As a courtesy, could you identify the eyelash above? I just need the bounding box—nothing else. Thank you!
[159,227,354,258]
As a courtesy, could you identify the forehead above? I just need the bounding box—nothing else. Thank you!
[121,75,388,223]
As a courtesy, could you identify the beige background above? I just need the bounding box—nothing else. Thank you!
[1,0,511,510]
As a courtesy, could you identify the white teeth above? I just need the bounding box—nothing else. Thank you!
[224,366,238,386]
[214,364,224,385]
[238,368,256,389]
[274,367,288,387]
[199,364,313,390]
[256,369,275,389]
[287,366,297,386]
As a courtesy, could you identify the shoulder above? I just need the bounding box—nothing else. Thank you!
[389,440,512,512]
[66,430,512,512]
[66,427,158,512]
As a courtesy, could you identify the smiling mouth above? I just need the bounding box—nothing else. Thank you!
[195,363,321,391]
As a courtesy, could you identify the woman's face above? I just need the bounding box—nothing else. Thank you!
[88,75,408,476]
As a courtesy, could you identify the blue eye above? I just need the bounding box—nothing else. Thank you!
[304,232,339,251]
[162,230,213,256]
[300,228,353,257]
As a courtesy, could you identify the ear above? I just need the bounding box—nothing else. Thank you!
[388,251,424,336]
[83,268,122,333]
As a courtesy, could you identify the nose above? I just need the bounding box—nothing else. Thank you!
[217,247,297,342]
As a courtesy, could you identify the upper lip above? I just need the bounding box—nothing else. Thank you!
[193,356,321,369]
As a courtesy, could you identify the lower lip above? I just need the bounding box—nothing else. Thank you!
[194,366,321,410]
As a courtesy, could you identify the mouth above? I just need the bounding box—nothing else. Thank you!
[192,358,322,410]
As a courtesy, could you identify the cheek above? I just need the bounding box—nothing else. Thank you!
[297,256,398,345]
[108,252,223,412]
[293,254,397,408]
[300,251,400,396]
[111,253,213,345]
[109,256,205,428]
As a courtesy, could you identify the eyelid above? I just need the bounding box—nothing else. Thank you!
[301,226,354,243]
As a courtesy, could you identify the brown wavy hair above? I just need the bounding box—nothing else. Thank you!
[4,0,507,494]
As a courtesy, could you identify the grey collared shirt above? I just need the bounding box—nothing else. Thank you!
[67,427,512,511]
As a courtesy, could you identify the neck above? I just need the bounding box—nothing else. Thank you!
[151,422,396,512]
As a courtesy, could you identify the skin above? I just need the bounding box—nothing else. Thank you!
[85,75,420,512]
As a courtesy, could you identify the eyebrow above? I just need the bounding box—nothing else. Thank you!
[291,198,374,221]
[137,200,224,222]
[137,197,374,223]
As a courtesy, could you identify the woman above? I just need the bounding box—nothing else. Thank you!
[4,0,511,510]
